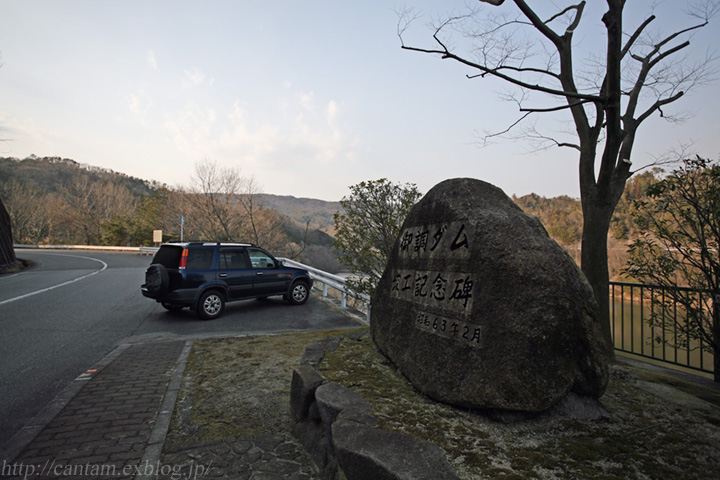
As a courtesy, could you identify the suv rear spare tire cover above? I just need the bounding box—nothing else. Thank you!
[146,264,170,294]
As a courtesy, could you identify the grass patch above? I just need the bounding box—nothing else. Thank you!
[165,328,720,479]
[165,329,363,445]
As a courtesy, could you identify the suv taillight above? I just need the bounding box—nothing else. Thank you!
[179,249,189,270]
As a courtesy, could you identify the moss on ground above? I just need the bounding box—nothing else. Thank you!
[165,329,364,445]
[166,329,720,479]
[318,332,720,480]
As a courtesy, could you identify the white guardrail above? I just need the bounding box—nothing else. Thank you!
[15,244,157,254]
[278,257,371,325]
[14,245,369,324]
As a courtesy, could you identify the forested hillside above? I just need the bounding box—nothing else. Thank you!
[256,194,340,232]
[0,156,157,196]
[0,156,343,272]
[515,170,661,278]
[0,155,662,278]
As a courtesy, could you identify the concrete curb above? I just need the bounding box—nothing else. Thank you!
[135,340,193,480]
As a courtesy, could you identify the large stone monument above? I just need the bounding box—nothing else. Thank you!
[370,178,610,412]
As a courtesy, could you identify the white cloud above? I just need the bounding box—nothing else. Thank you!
[146,50,157,69]
[327,100,338,123]
[126,91,153,126]
[0,113,61,156]
[182,68,214,88]
[162,90,356,174]
[299,91,316,111]
[164,101,218,157]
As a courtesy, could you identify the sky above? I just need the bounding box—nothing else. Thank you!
[1,1,719,202]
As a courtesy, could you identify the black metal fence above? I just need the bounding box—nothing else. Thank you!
[609,281,716,375]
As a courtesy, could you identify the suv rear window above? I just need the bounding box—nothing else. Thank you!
[219,248,250,269]
[152,245,183,268]
[186,248,214,270]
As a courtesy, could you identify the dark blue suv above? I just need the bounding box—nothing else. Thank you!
[141,242,313,319]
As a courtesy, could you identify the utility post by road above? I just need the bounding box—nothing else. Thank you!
[715,294,720,383]
[179,215,185,242]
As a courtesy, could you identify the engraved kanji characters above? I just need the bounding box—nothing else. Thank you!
[450,224,469,251]
[430,225,448,251]
[400,231,414,252]
[399,222,469,256]
[414,229,429,253]
[414,272,428,297]
[449,276,473,309]
[431,273,447,301]
[392,272,413,292]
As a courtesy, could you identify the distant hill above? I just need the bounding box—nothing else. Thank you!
[0,156,157,197]
[0,155,346,271]
[0,155,659,277]
[256,194,340,231]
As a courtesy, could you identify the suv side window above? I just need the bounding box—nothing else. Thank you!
[248,248,276,269]
[186,248,214,270]
[219,248,250,270]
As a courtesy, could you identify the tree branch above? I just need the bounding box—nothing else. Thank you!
[402,44,599,102]
[621,15,655,59]
[520,98,594,113]
[636,91,685,125]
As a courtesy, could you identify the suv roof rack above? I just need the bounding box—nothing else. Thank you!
[162,241,256,247]
[185,242,255,247]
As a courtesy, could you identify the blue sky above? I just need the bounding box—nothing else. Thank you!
[1,1,718,201]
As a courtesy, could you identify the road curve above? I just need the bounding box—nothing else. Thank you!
[0,251,155,450]
[0,249,361,450]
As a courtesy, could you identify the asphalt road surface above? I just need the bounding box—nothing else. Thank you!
[0,249,361,451]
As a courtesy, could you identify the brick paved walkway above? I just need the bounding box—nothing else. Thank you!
[1,341,188,480]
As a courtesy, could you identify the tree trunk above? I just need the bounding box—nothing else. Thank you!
[0,195,19,271]
[581,199,616,358]
[714,295,720,383]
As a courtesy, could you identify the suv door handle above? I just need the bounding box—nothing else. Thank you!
[256,272,263,276]
[219,273,228,278]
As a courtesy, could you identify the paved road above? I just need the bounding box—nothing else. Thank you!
[0,249,361,451]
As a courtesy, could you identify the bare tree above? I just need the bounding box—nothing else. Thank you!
[398,0,718,353]
[182,160,287,247]
[184,160,249,241]
[236,175,285,247]
[0,179,51,244]
[60,177,136,244]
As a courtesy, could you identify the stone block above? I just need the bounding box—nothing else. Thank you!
[314,382,372,442]
[290,365,324,422]
[332,418,460,480]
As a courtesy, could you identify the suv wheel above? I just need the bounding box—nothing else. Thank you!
[197,290,225,320]
[288,281,309,305]
[145,264,169,294]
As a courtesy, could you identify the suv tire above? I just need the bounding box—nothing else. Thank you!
[288,281,309,305]
[197,290,225,320]
[146,264,169,295]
